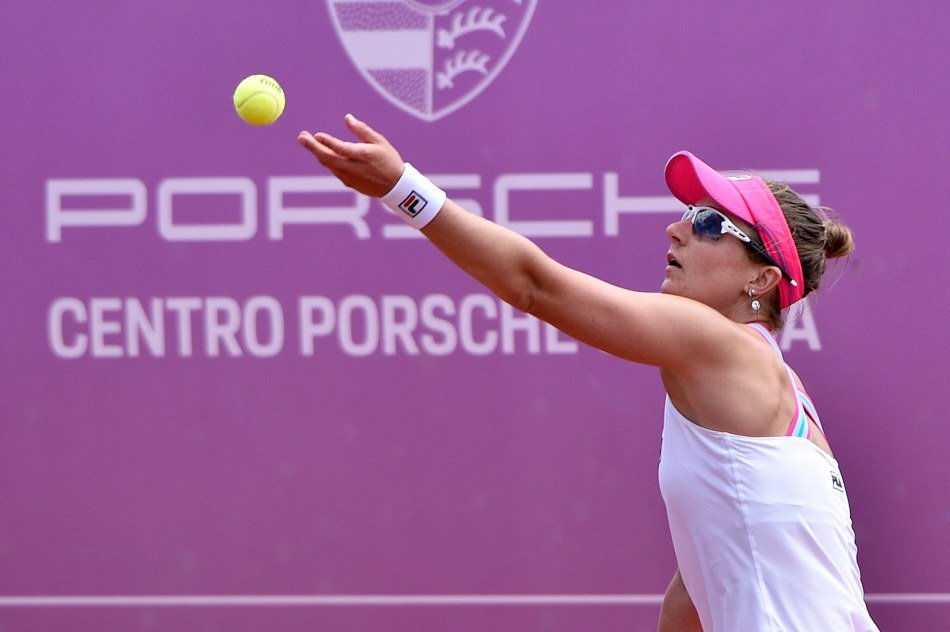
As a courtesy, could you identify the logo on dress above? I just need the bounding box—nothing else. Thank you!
[327,0,537,121]
[831,471,844,493]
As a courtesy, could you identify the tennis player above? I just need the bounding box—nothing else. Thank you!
[298,114,879,631]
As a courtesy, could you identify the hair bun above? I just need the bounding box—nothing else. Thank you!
[823,218,855,259]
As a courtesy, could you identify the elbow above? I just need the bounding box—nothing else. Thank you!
[510,286,537,315]
[492,279,536,315]
[505,258,558,318]
[486,242,550,316]
[492,271,540,316]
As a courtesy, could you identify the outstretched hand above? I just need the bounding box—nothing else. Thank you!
[298,114,405,198]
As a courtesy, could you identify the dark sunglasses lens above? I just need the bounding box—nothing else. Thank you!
[692,210,724,240]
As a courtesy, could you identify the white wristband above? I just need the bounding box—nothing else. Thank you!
[380,162,446,230]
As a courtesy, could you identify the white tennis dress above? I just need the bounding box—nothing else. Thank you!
[658,326,879,631]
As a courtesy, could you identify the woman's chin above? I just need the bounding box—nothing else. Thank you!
[660,281,697,302]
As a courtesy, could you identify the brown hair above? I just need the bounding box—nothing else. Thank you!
[751,181,855,330]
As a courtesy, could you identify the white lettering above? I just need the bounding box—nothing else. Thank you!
[338,295,379,356]
[205,297,242,356]
[89,298,123,358]
[45,179,146,242]
[166,297,202,357]
[52,296,288,358]
[780,299,822,351]
[126,297,165,357]
[603,173,681,236]
[501,302,540,354]
[242,296,284,357]
[157,178,257,241]
[458,294,498,355]
[268,176,371,239]
[295,293,573,357]
[61,294,848,358]
[419,294,457,355]
[48,298,88,358]
[495,173,594,237]
[45,170,821,242]
[299,297,336,356]
[545,323,579,354]
[381,295,420,355]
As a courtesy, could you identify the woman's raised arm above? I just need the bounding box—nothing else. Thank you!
[298,115,741,371]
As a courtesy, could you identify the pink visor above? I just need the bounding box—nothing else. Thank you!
[664,150,805,309]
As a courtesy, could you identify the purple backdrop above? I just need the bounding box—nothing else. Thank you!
[1,1,948,630]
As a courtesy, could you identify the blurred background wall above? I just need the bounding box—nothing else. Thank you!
[1,1,947,629]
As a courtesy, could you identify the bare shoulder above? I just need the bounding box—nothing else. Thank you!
[663,323,794,435]
[784,362,806,391]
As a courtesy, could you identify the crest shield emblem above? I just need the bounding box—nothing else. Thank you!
[327,0,537,122]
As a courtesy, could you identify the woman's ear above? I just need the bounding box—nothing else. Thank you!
[747,266,782,297]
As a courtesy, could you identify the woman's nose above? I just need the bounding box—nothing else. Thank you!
[666,218,689,245]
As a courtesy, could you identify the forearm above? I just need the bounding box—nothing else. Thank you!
[658,570,703,632]
[297,120,554,314]
[421,198,553,312]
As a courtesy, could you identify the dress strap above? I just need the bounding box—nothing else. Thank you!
[746,322,782,355]
[797,390,826,437]
[746,323,811,439]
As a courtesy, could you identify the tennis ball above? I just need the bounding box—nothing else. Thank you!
[233,74,285,126]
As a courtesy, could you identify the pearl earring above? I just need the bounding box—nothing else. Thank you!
[749,289,761,312]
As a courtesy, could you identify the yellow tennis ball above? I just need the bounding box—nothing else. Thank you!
[233,74,285,126]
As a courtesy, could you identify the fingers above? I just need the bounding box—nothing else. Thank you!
[297,132,345,169]
[297,130,353,169]
[319,131,366,159]
[298,115,401,197]
[296,130,324,154]
[345,113,386,145]
[298,114,385,163]
[297,129,374,191]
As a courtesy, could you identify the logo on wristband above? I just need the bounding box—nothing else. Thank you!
[399,191,429,217]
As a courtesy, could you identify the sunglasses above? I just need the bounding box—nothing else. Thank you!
[682,206,797,284]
